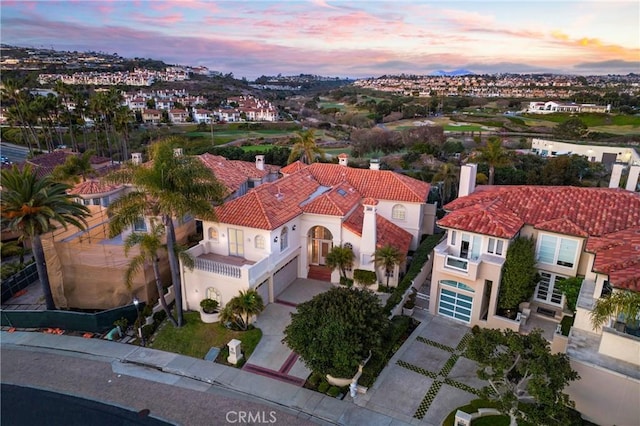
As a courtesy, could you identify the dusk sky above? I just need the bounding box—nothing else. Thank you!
[2,1,639,79]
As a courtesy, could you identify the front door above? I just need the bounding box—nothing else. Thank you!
[311,239,332,265]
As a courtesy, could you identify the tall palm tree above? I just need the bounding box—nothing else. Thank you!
[1,78,40,150]
[123,222,194,327]
[219,289,265,331]
[325,245,355,280]
[287,129,325,164]
[591,290,640,332]
[1,164,90,309]
[374,244,406,289]
[106,138,226,327]
[477,136,510,185]
[432,162,460,205]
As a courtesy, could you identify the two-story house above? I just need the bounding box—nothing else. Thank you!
[180,157,437,313]
[430,163,640,425]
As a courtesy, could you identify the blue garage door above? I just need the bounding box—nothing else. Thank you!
[438,288,473,323]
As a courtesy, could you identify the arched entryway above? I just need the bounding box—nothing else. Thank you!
[308,226,333,266]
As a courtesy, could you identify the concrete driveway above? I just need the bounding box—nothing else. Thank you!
[243,279,333,385]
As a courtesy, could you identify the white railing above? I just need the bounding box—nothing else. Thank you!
[445,255,469,271]
[194,257,241,278]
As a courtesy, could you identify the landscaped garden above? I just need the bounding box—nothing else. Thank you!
[150,311,262,362]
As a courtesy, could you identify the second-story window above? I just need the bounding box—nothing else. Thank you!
[537,234,579,268]
[450,230,457,246]
[133,218,147,232]
[392,204,406,220]
[255,235,265,249]
[280,227,288,251]
[487,238,504,255]
[208,227,219,242]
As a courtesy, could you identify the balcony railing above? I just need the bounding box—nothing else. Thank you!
[445,255,469,271]
[194,257,241,278]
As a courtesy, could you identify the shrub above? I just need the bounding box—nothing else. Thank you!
[318,381,330,393]
[142,303,153,318]
[339,276,354,287]
[141,323,155,340]
[327,386,341,397]
[113,317,128,330]
[200,298,219,314]
[153,310,167,324]
[308,372,322,387]
[353,269,376,286]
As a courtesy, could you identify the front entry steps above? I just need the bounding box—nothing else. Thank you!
[307,265,332,282]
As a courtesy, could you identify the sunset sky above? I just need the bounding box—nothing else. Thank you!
[2,1,638,79]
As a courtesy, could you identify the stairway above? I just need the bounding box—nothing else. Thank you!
[307,265,332,282]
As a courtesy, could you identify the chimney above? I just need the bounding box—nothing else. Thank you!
[131,152,142,165]
[369,158,380,170]
[359,198,378,271]
[626,165,640,192]
[173,147,183,157]
[255,155,265,171]
[609,163,624,188]
[458,163,478,197]
[338,153,349,167]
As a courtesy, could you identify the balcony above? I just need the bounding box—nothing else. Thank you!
[445,255,470,271]
[434,239,488,281]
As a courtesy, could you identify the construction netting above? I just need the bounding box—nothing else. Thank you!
[43,206,195,310]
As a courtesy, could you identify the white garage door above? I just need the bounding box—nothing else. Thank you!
[273,256,298,297]
[255,279,269,304]
[438,288,473,323]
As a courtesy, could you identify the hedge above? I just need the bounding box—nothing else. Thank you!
[384,233,444,315]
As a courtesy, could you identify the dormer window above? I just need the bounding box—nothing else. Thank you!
[392,204,406,220]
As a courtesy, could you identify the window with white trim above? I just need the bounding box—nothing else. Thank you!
[487,238,504,256]
[255,235,265,249]
[392,204,406,220]
[450,230,457,246]
[536,234,579,268]
[280,227,288,251]
[535,272,565,305]
[133,218,147,232]
[208,227,219,242]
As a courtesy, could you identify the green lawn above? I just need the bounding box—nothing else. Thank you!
[240,144,276,152]
[521,112,640,127]
[150,311,262,360]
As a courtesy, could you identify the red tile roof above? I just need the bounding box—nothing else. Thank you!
[280,161,307,175]
[438,199,523,238]
[68,180,121,195]
[586,227,640,291]
[307,163,430,202]
[301,183,361,216]
[197,153,279,197]
[442,186,640,237]
[343,204,413,253]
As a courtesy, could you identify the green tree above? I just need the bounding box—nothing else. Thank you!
[498,237,538,312]
[591,290,640,332]
[477,137,510,185]
[553,117,588,140]
[325,245,355,280]
[283,287,389,377]
[374,244,406,289]
[219,289,265,331]
[123,222,196,327]
[432,162,460,205]
[466,328,579,425]
[287,129,325,164]
[52,150,95,184]
[106,138,226,326]
[1,164,90,309]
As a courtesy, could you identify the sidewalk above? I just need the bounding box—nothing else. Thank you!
[0,330,411,426]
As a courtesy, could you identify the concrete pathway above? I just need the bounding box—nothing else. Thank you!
[358,313,487,426]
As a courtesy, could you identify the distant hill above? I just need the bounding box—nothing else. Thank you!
[430,69,474,77]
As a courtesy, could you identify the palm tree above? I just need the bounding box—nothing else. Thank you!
[52,150,95,184]
[325,245,355,281]
[591,290,640,332]
[106,138,226,327]
[1,164,90,309]
[432,162,460,205]
[287,129,325,164]
[374,244,406,289]
[477,136,510,185]
[219,289,265,331]
[123,222,194,327]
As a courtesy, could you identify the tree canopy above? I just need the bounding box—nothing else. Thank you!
[283,287,389,377]
[553,117,588,140]
[498,237,538,311]
[466,327,580,425]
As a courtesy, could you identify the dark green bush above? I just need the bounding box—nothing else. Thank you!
[318,381,330,393]
[141,323,155,340]
[327,386,340,397]
[353,269,376,286]
[308,372,322,387]
[153,310,167,324]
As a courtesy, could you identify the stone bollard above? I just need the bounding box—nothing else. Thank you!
[227,339,243,365]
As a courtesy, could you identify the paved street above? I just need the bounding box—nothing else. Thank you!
[0,142,30,164]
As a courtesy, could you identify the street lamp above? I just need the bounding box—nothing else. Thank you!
[133,297,145,347]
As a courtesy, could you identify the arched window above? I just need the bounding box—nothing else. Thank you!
[280,227,288,251]
[208,227,219,242]
[392,204,406,220]
[344,242,353,251]
[255,235,265,249]
[206,287,222,304]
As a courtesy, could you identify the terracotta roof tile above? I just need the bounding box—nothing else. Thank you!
[68,180,121,195]
[197,153,277,196]
[343,205,413,253]
[301,183,361,216]
[534,217,589,238]
[438,200,524,238]
[280,161,307,175]
[586,227,640,291]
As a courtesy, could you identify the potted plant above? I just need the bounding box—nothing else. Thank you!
[199,298,220,323]
[403,289,417,316]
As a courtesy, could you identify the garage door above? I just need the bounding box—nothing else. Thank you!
[273,256,298,297]
[438,288,473,323]
[255,279,269,305]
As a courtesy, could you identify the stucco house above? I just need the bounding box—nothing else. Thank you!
[181,156,437,313]
[430,163,640,425]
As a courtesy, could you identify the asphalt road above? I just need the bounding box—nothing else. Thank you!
[0,142,30,164]
[0,347,317,426]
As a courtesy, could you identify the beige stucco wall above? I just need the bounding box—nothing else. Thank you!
[599,328,640,365]
[567,359,640,426]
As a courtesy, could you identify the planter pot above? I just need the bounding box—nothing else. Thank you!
[199,310,220,323]
[403,307,415,316]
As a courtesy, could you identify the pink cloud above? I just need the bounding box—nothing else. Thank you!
[131,12,184,26]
